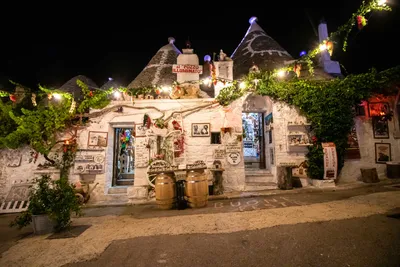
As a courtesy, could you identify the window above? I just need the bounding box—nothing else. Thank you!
[211,132,221,144]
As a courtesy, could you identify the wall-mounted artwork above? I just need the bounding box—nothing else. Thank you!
[375,143,391,164]
[372,117,389,139]
[6,152,22,167]
[135,124,148,137]
[88,131,108,147]
[368,102,390,117]
[191,123,210,137]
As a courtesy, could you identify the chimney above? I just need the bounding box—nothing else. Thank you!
[317,19,342,77]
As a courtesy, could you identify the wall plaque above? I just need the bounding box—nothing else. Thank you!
[227,152,241,165]
[135,138,150,168]
[213,149,226,159]
[226,141,241,153]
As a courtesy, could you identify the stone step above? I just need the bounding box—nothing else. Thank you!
[116,179,134,186]
[245,175,275,183]
[245,170,273,176]
[244,182,278,191]
[108,186,128,195]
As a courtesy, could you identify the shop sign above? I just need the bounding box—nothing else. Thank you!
[172,64,203,74]
[322,142,337,180]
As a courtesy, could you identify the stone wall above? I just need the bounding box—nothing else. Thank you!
[339,116,400,182]
[73,98,245,203]
[271,101,310,177]
[0,147,54,201]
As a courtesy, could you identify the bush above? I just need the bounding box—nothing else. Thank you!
[10,175,82,232]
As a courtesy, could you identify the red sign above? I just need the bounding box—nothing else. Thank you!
[172,64,203,74]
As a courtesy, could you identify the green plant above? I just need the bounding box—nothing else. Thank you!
[10,174,82,232]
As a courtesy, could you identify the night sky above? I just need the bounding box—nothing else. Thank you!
[1,1,399,90]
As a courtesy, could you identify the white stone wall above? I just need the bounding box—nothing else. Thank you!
[271,102,309,177]
[0,147,56,201]
[76,98,245,203]
[339,116,400,182]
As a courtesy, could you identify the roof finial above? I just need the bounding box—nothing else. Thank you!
[185,39,191,48]
[168,37,175,44]
[249,16,258,24]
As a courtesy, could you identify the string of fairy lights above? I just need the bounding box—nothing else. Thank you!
[0,0,391,103]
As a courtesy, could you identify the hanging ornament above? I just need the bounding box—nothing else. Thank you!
[89,91,93,97]
[293,64,302,77]
[326,41,333,56]
[210,62,217,85]
[9,94,17,102]
[69,99,76,114]
[357,15,367,30]
[31,93,37,106]
[172,120,182,131]
[146,116,151,128]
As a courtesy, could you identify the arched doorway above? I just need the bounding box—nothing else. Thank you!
[242,94,269,170]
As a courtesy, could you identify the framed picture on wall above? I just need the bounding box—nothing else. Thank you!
[372,117,389,139]
[135,124,148,137]
[191,123,210,137]
[88,131,108,147]
[375,143,391,164]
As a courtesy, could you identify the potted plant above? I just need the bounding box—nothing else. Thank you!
[10,174,82,234]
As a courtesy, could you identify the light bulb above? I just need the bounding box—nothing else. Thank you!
[113,91,121,98]
[239,82,246,89]
[277,70,286,78]
[53,93,62,100]
[319,43,327,51]
[377,0,386,6]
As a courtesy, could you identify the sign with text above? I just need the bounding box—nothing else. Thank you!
[213,149,226,159]
[322,142,337,180]
[226,142,241,153]
[172,64,203,74]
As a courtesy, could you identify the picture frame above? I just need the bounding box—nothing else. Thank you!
[191,123,210,137]
[375,143,391,164]
[368,102,390,117]
[88,131,108,147]
[372,116,389,139]
[134,123,148,137]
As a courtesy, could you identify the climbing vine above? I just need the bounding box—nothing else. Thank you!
[217,66,400,179]
[0,79,113,180]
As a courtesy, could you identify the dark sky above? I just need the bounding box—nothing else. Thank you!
[1,1,399,90]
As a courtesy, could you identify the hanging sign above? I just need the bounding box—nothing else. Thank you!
[322,142,337,180]
[172,64,203,74]
[227,152,241,165]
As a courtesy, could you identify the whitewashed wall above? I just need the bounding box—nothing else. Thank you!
[271,101,310,177]
[339,116,400,182]
[75,98,245,204]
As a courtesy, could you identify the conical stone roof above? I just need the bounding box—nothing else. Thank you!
[127,37,181,89]
[231,17,293,79]
[59,75,99,101]
[100,79,125,91]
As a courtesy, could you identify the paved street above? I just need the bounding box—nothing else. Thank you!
[65,212,400,267]
[0,183,399,267]
[82,183,400,219]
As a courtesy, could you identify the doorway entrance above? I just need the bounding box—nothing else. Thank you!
[242,112,265,169]
[112,128,135,186]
